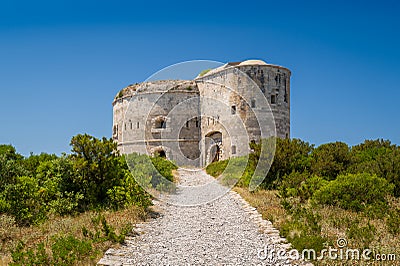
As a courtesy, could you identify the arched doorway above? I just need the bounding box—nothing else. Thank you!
[205,131,222,165]
[154,117,166,129]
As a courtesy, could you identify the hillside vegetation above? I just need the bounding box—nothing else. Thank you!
[0,134,176,265]
[207,138,400,264]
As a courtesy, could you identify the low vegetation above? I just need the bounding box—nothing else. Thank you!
[0,134,177,265]
[198,69,211,77]
[207,138,400,264]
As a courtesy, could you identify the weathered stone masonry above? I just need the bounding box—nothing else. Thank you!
[112,59,291,167]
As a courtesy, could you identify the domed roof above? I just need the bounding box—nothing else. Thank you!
[238,59,268,66]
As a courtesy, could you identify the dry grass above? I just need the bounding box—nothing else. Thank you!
[234,187,287,229]
[234,187,400,265]
[0,206,148,265]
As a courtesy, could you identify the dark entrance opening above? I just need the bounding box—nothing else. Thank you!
[210,144,220,163]
[158,150,166,158]
[205,131,222,164]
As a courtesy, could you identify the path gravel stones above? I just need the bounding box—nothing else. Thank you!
[98,169,305,266]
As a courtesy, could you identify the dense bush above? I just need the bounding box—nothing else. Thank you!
[0,145,26,190]
[207,138,400,199]
[206,138,314,189]
[150,155,178,183]
[0,176,47,225]
[349,139,400,196]
[68,134,123,208]
[261,138,313,188]
[310,141,351,180]
[0,134,164,226]
[312,173,394,214]
[107,167,152,210]
[279,171,327,203]
[125,152,177,193]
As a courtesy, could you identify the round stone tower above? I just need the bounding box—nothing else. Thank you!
[112,59,290,167]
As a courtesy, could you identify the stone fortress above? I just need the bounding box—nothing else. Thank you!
[113,59,291,167]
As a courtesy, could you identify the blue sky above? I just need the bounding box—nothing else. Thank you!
[0,0,399,155]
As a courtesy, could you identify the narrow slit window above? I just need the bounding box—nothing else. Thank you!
[137,122,140,129]
[186,121,189,128]
[271,95,276,104]
[251,99,256,108]
[284,89,288,103]
[232,145,236,154]
[231,105,236,115]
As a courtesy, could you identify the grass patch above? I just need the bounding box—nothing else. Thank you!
[198,69,211,77]
[205,159,229,178]
[0,205,148,265]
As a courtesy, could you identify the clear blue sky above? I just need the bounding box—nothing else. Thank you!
[1,0,399,156]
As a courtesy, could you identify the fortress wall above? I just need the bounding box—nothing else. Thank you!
[196,79,250,166]
[236,65,291,139]
[113,61,291,167]
[113,84,201,165]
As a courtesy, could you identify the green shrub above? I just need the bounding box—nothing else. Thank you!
[0,176,47,225]
[220,156,249,186]
[349,139,400,197]
[22,152,57,177]
[69,134,123,209]
[10,236,94,266]
[279,171,327,202]
[51,235,93,266]
[261,138,313,189]
[107,169,152,210]
[82,213,132,244]
[386,208,400,235]
[0,145,26,190]
[310,141,351,180]
[313,173,394,215]
[125,152,176,193]
[280,206,328,256]
[10,241,50,266]
[48,191,84,216]
[346,221,376,249]
[150,155,178,182]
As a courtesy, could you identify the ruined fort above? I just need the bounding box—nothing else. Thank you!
[113,59,291,167]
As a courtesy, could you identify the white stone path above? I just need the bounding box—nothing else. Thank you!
[98,169,307,266]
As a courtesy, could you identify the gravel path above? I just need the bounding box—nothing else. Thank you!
[98,169,303,266]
